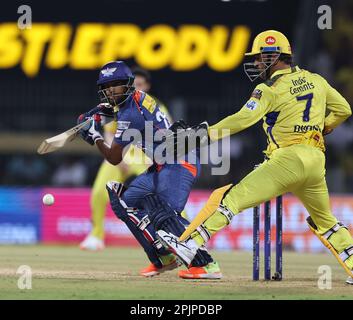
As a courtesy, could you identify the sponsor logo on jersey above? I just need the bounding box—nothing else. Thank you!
[294,124,321,133]
[245,100,258,110]
[265,36,276,45]
[117,121,131,129]
[142,95,157,113]
[251,89,262,100]
[290,76,315,95]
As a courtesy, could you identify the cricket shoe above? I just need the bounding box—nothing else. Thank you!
[346,276,353,285]
[140,254,179,277]
[79,234,105,251]
[156,230,198,266]
[179,261,223,280]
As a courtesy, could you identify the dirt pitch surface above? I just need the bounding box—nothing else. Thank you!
[0,245,352,299]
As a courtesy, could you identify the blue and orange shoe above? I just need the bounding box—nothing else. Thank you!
[178,261,222,279]
[140,254,179,277]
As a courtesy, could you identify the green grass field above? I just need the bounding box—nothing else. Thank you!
[0,245,352,300]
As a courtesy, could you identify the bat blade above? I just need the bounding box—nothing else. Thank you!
[37,119,90,154]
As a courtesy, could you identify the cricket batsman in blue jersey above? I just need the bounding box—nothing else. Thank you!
[77,61,222,279]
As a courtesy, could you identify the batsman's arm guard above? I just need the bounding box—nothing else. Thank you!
[307,216,353,278]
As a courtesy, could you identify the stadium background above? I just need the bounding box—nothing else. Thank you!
[0,0,352,252]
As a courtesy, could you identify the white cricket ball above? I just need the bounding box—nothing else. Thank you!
[42,193,55,206]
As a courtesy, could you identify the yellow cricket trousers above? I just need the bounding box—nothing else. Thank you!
[196,144,353,268]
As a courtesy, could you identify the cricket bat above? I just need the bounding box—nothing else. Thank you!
[37,119,91,154]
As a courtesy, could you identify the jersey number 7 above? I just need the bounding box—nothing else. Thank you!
[296,93,313,122]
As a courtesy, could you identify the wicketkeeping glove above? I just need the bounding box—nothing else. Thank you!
[169,119,191,132]
[165,120,210,159]
[190,121,210,146]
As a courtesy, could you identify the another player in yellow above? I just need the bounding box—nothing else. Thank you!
[80,67,171,251]
[157,30,353,284]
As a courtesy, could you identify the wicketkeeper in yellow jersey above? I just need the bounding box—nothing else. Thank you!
[157,30,353,285]
[80,67,170,252]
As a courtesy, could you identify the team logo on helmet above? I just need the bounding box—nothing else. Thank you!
[265,36,276,45]
[101,67,117,77]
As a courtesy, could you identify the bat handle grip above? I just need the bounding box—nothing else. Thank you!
[85,105,102,117]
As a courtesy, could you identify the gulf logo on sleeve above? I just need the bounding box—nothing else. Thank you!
[245,100,258,110]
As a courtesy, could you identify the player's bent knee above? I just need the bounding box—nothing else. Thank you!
[106,181,128,220]
[143,194,187,237]
[106,182,168,268]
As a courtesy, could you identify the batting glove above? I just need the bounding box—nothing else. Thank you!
[79,114,104,146]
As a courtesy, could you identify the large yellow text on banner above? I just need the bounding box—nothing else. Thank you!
[0,23,251,77]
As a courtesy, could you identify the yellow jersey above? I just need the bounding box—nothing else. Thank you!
[210,66,352,157]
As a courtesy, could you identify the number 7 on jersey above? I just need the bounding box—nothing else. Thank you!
[296,93,313,122]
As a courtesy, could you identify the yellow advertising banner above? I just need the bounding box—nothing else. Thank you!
[0,23,251,77]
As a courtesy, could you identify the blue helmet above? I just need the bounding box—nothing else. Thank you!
[97,61,135,108]
[97,61,134,86]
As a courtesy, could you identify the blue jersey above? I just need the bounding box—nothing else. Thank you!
[114,90,172,162]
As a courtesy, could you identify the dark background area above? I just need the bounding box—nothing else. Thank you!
[1,0,352,192]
